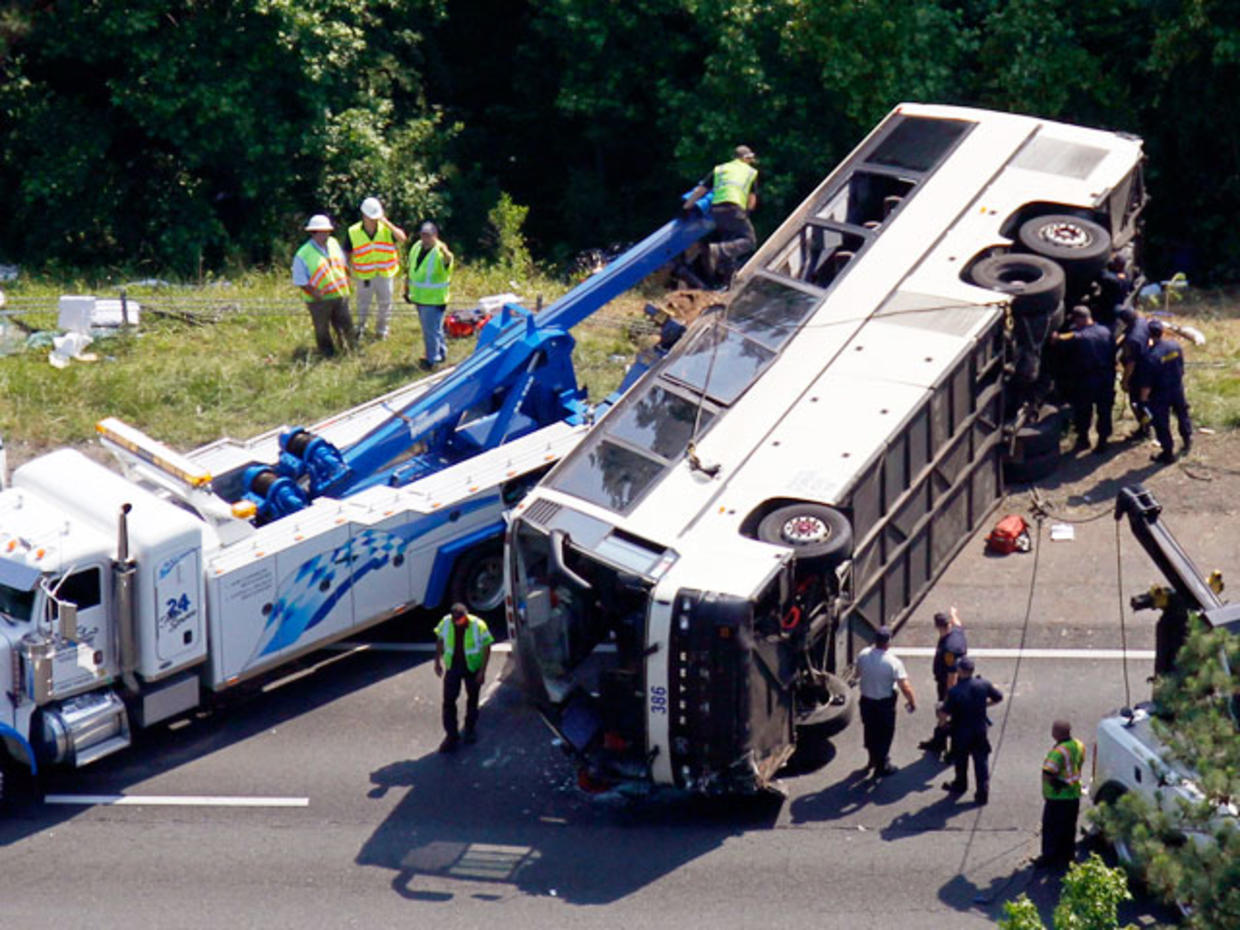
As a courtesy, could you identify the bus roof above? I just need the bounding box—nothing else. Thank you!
[521,104,1143,594]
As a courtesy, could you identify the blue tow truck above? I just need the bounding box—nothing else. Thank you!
[0,209,712,789]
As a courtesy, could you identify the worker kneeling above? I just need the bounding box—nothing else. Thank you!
[684,145,760,285]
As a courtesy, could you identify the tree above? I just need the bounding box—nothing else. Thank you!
[998,854,1136,930]
[1093,619,1240,928]
[0,0,447,276]
[1137,0,1240,283]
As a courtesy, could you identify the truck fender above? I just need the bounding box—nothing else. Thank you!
[0,723,38,775]
[423,520,507,610]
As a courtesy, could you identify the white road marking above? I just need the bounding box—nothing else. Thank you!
[335,641,1153,660]
[44,794,309,808]
[892,647,1155,660]
[329,642,517,654]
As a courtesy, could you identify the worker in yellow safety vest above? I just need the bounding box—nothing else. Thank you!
[1035,719,1087,869]
[292,214,356,357]
[682,144,759,285]
[404,221,454,370]
[344,197,407,340]
[433,602,494,753]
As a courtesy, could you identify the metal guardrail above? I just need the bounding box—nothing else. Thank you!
[0,292,663,336]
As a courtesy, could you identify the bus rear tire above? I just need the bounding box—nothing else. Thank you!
[1003,448,1060,485]
[968,253,1065,317]
[757,504,852,568]
[1013,403,1065,458]
[1017,214,1111,280]
[448,541,506,630]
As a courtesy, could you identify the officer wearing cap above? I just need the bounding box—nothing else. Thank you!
[1117,307,1153,439]
[1051,305,1116,453]
[683,145,759,285]
[344,197,407,340]
[918,607,967,759]
[856,625,916,777]
[938,655,1003,804]
[292,214,356,357]
[1139,318,1193,464]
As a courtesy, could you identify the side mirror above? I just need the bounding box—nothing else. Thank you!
[59,600,78,641]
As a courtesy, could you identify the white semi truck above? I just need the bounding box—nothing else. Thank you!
[0,210,712,794]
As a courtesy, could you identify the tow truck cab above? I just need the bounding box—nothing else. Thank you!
[0,450,208,775]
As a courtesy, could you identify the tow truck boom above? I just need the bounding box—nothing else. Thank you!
[1114,485,1229,675]
[251,211,714,509]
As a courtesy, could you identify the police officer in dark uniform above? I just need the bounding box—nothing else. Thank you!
[1139,319,1193,464]
[1094,253,1133,334]
[918,608,967,760]
[1117,307,1153,440]
[939,656,1003,805]
[1052,306,1116,454]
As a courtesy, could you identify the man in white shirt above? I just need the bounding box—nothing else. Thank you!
[856,625,916,777]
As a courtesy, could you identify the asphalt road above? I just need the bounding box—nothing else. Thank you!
[3,438,1234,929]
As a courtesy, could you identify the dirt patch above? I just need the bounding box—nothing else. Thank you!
[1014,426,1240,520]
[661,288,726,326]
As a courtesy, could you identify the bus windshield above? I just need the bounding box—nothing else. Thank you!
[512,522,651,707]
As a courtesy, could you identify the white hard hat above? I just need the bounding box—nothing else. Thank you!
[305,214,333,232]
[360,197,384,220]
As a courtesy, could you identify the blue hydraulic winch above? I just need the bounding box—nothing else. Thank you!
[279,427,349,494]
[241,465,308,525]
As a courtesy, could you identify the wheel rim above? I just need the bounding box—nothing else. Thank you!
[1038,220,1093,250]
[996,266,1044,287]
[781,515,832,545]
[465,554,505,612]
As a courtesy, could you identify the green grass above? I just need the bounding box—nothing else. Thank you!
[1166,291,1240,430]
[3,272,1235,456]
[0,267,650,454]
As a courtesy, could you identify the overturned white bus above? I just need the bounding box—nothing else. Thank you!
[507,104,1146,795]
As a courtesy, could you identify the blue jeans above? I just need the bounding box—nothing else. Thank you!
[417,303,446,363]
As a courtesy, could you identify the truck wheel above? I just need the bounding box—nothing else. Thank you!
[448,541,506,628]
[1017,214,1111,281]
[756,504,852,569]
[0,753,41,807]
[1091,784,1146,885]
[969,254,1066,317]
